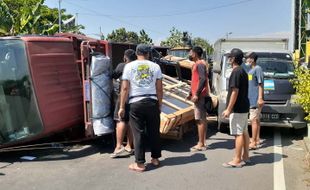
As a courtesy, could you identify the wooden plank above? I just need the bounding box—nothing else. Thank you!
[162,99,182,110]
[164,92,194,105]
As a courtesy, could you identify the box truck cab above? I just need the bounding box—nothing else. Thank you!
[212,38,307,129]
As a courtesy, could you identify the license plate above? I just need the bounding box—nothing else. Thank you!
[261,113,280,121]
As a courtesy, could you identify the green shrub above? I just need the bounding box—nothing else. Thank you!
[293,66,310,121]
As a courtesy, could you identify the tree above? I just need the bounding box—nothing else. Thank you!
[0,1,14,35]
[0,0,85,36]
[192,37,213,54]
[292,66,310,121]
[160,27,214,54]
[138,29,153,44]
[107,28,153,44]
[160,27,184,47]
[127,31,139,44]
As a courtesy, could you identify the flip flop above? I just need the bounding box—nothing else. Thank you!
[222,162,243,168]
[110,147,131,158]
[128,163,146,172]
[249,144,257,150]
[124,148,134,156]
[190,145,207,152]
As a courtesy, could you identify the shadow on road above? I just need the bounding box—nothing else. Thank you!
[247,151,288,166]
[145,153,207,172]
[161,153,207,166]
[0,136,115,163]
[207,137,235,150]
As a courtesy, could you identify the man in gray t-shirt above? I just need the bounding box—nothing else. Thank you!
[119,44,163,172]
[245,52,264,150]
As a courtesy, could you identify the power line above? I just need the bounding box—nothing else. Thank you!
[74,0,256,18]
[63,1,165,35]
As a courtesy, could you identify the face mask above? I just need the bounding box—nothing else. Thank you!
[245,62,251,66]
[189,55,194,61]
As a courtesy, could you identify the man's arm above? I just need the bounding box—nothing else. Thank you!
[195,64,207,96]
[112,63,123,79]
[156,79,163,111]
[258,84,264,107]
[257,67,264,107]
[222,88,239,117]
[118,80,129,118]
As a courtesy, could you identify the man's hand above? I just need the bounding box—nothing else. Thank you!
[191,95,199,103]
[257,98,264,107]
[118,108,125,120]
[186,94,192,101]
[222,109,231,118]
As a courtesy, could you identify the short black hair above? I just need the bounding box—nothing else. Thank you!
[192,46,203,58]
[228,48,243,65]
[136,44,152,56]
[245,52,258,62]
[124,49,137,62]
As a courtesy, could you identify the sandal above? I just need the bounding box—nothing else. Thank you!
[151,158,160,167]
[128,163,146,172]
[190,145,207,152]
[110,147,131,158]
[249,143,257,150]
[222,162,243,168]
[124,148,134,155]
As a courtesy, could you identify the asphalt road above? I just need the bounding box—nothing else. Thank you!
[0,119,309,190]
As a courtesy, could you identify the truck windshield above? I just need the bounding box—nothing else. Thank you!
[224,52,294,79]
[0,39,43,144]
[257,58,294,78]
[169,49,190,58]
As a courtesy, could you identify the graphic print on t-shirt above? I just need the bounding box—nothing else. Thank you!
[134,64,154,87]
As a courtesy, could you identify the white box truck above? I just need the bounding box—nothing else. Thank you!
[212,38,306,129]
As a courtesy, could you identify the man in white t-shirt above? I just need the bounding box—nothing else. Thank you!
[118,44,163,172]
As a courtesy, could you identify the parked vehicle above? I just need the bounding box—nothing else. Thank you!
[212,38,307,129]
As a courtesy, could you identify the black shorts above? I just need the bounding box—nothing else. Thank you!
[113,99,130,122]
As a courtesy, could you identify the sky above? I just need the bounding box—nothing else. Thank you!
[44,0,293,46]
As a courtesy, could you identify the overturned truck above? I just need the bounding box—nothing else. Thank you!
[0,34,195,149]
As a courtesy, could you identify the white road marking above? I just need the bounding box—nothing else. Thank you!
[274,130,286,190]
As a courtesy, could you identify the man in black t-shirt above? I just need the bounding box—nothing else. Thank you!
[222,48,250,168]
[110,49,136,158]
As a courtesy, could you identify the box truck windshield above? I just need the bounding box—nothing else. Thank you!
[224,52,294,79]
[0,39,43,144]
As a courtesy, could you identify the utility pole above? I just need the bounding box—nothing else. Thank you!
[75,13,78,26]
[58,0,62,33]
[225,32,232,39]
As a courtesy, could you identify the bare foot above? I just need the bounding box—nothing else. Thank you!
[128,163,145,172]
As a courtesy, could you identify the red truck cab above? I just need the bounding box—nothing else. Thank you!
[0,36,83,147]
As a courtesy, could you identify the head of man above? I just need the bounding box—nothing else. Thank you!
[136,44,152,60]
[124,49,137,63]
[245,51,258,66]
[228,48,243,66]
[189,46,203,61]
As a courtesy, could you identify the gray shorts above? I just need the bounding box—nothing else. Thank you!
[229,113,248,135]
[194,97,207,121]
